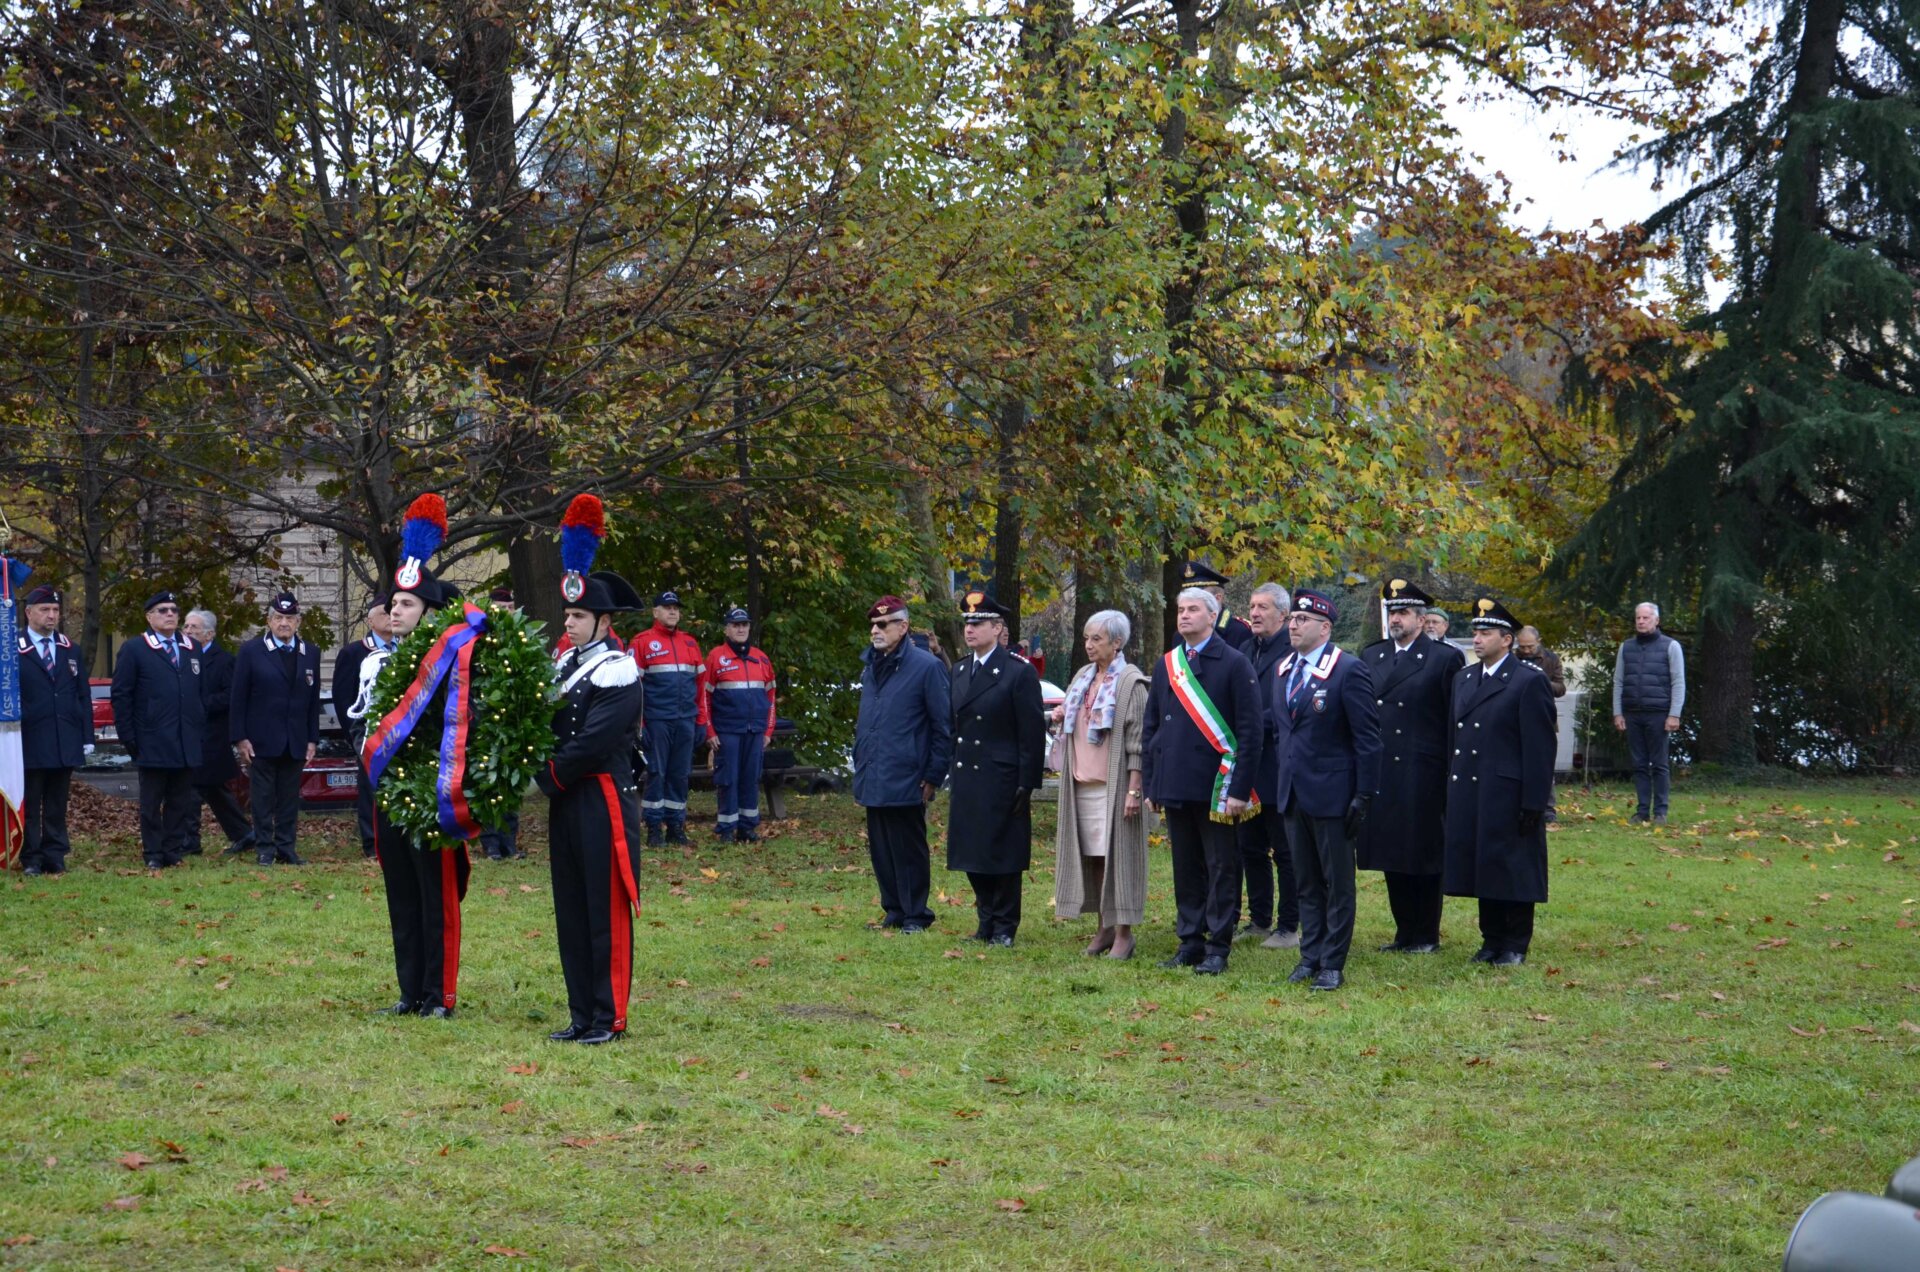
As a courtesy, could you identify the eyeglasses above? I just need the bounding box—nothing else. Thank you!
[152,606,179,614]
[869,618,904,630]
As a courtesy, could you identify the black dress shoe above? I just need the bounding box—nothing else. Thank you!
[256,853,275,866]
[372,1001,417,1016]
[1286,962,1317,983]
[899,923,928,934]
[1491,950,1526,966]
[666,826,691,846]
[1378,940,1408,952]
[966,929,990,942]
[145,858,166,871]
[1469,946,1497,963]
[280,853,306,866]
[421,1005,455,1020]
[222,839,252,856]
[1311,969,1344,991]
[646,826,665,848]
[1157,950,1203,969]
[22,865,43,877]
[987,934,1014,948]
[548,1024,586,1042]
[1401,943,1440,955]
[1193,955,1228,976]
[182,843,204,856]
[575,1028,620,1045]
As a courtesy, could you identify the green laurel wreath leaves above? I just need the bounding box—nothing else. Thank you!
[363,604,557,847]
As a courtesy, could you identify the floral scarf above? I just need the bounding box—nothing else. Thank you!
[1062,653,1127,745]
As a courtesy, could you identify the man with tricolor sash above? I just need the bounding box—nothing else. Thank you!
[1141,587,1264,976]
[536,495,646,1046]
[1269,589,1380,991]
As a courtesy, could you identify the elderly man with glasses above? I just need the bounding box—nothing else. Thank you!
[852,595,953,934]
[110,591,207,869]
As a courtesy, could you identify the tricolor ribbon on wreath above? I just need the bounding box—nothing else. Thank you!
[1164,644,1260,824]
[0,553,28,869]
[361,601,490,842]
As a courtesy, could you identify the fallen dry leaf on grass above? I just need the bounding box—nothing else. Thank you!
[104,1197,138,1211]
[483,1246,530,1258]
[1788,1024,1827,1038]
[117,1152,151,1171]
[500,1100,525,1114]
[330,1112,349,1125]
[995,1198,1028,1212]
[506,1063,538,1076]
[4,1235,35,1248]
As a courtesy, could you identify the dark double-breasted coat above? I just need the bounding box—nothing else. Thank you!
[1141,637,1264,807]
[1442,655,1557,903]
[110,632,205,770]
[1355,633,1464,874]
[193,639,241,785]
[946,646,1045,874]
[1266,643,1381,819]
[230,636,323,758]
[18,631,91,771]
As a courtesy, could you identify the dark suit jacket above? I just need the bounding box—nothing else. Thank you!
[1442,654,1557,903]
[110,632,206,769]
[1141,636,1264,806]
[229,635,322,758]
[1355,633,1463,873]
[332,636,375,740]
[1266,643,1380,820]
[1243,632,1290,803]
[17,630,91,770]
[195,640,241,785]
[946,647,1044,874]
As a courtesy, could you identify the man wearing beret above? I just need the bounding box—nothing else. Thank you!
[946,591,1044,946]
[1443,597,1557,965]
[853,595,952,933]
[1269,589,1380,991]
[230,592,322,866]
[17,585,91,875]
[1356,579,1463,954]
[111,590,206,869]
[1142,586,1264,975]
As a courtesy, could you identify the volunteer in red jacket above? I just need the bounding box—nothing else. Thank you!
[700,606,776,842]
[630,590,705,846]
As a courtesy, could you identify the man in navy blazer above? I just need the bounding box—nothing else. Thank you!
[17,585,92,875]
[230,592,321,865]
[1141,587,1264,976]
[1268,589,1380,991]
[111,590,206,869]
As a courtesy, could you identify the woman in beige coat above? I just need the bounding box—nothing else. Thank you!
[1051,610,1151,960]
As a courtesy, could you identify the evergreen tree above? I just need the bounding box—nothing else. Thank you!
[1558,0,1920,765]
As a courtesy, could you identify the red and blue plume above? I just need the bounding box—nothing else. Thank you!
[560,494,605,576]
[400,493,448,565]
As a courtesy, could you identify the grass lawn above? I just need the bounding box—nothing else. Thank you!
[2,779,1918,1269]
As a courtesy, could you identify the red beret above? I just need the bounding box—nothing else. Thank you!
[867,595,907,622]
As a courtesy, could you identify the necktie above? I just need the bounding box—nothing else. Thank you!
[165,639,178,667]
[39,638,54,671]
[1288,659,1309,701]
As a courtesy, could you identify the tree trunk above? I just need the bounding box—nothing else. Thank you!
[1693,604,1758,767]
[508,531,564,638]
[735,403,762,634]
[902,477,961,658]
[990,395,1026,643]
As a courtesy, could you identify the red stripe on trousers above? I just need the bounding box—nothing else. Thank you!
[438,846,462,1008]
[596,774,639,1032]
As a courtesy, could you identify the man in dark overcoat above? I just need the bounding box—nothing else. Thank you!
[331,600,392,858]
[110,590,205,869]
[1236,582,1298,948]
[537,504,646,1046]
[853,595,952,933]
[181,609,253,858]
[1442,597,1557,966]
[945,592,1044,947]
[1355,579,1464,953]
[230,592,322,866]
[1142,587,1264,975]
[17,585,91,875]
[1268,589,1380,991]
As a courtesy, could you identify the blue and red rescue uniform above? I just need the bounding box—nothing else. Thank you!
[700,640,776,841]
[629,623,706,833]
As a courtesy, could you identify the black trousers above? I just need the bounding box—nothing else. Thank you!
[966,871,1022,941]
[480,808,522,858]
[1383,870,1444,947]
[355,759,377,856]
[1164,802,1242,961]
[137,766,195,865]
[23,767,73,871]
[375,811,471,1011]
[549,770,643,1032]
[248,753,304,860]
[1625,712,1672,817]
[1478,899,1535,955]
[865,804,933,928]
[1235,805,1299,933]
[187,780,252,853]
[1284,804,1357,972]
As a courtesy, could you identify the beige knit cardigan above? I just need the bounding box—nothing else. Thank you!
[1051,661,1153,925]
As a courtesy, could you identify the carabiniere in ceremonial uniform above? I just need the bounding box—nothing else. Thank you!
[1355,578,1463,953]
[535,494,646,1046]
[110,590,205,869]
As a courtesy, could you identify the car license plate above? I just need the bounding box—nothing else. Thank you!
[326,772,357,788]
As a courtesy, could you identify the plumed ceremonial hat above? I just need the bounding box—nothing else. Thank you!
[1469,596,1520,631]
[391,494,458,610]
[959,589,1011,623]
[1181,560,1229,587]
[1380,578,1434,610]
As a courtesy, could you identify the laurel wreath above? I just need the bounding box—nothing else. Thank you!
[363,604,557,846]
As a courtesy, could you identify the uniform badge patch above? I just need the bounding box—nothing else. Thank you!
[190,659,201,674]
[1312,689,1327,713]
[396,559,422,588]
[562,571,585,603]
